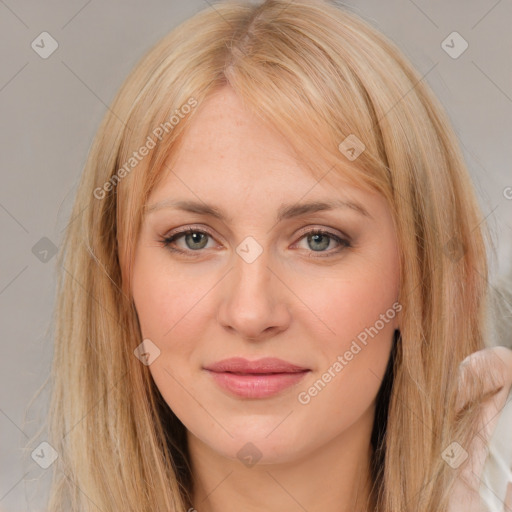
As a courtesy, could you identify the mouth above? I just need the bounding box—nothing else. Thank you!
[203,357,310,399]
[221,371,303,375]
[204,356,310,374]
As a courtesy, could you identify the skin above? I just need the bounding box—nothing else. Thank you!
[131,85,401,512]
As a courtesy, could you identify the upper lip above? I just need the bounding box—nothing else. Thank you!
[204,357,309,374]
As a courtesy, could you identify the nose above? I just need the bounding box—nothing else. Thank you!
[216,246,291,342]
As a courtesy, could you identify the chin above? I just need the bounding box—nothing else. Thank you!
[192,421,315,466]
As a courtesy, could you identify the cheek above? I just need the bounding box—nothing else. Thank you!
[132,251,213,343]
[294,279,396,435]
[295,250,399,344]
[131,262,211,412]
[300,278,396,384]
[292,244,398,403]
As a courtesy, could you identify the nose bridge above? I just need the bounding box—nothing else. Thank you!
[232,235,273,301]
[217,235,290,340]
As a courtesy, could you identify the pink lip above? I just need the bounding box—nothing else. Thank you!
[204,357,310,399]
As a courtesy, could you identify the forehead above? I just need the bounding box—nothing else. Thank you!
[169,87,304,177]
[150,86,367,207]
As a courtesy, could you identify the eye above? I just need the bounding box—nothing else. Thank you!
[292,228,351,257]
[160,227,216,255]
[159,226,351,257]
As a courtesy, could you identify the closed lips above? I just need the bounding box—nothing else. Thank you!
[204,358,311,399]
[204,357,310,374]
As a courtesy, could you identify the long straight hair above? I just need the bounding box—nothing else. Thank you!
[30,0,503,510]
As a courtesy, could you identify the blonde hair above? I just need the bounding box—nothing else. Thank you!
[28,0,504,510]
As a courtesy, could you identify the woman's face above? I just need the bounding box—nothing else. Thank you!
[132,86,401,465]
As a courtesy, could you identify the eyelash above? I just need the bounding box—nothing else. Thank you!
[159,225,351,258]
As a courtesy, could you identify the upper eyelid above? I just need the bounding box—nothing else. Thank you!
[163,224,348,241]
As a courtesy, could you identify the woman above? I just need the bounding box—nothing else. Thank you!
[40,0,512,510]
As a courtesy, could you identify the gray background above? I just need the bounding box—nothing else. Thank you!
[1,1,511,510]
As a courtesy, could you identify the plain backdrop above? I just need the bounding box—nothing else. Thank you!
[1,1,511,510]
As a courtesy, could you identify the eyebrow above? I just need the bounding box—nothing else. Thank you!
[144,198,371,222]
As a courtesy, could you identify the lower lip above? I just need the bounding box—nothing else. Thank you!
[206,370,309,398]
